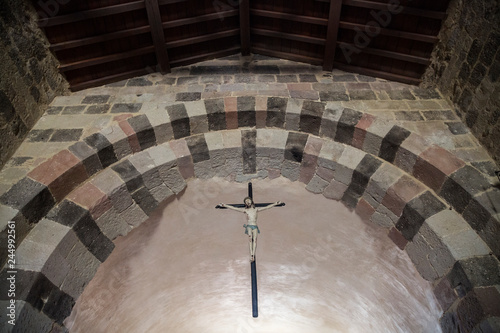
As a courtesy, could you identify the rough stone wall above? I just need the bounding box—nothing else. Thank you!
[423,0,500,164]
[0,0,68,169]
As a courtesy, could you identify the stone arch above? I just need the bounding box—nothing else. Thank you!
[1,97,499,332]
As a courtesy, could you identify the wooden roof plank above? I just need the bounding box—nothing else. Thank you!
[146,0,171,73]
[324,0,343,71]
[240,0,251,55]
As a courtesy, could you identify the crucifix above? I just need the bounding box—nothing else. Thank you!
[216,182,285,318]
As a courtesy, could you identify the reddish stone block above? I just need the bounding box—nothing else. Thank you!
[256,110,267,129]
[352,114,375,149]
[355,198,375,222]
[316,166,335,182]
[388,227,408,250]
[113,113,134,122]
[268,168,281,179]
[68,182,112,219]
[28,150,88,202]
[299,154,318,184]
[118,120,141,153]
[413,146,465,192]
[224,97,238,129]
[382,175,426,216]
[304,136,323,156]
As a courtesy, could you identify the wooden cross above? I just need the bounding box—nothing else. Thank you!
[215,182,285,318]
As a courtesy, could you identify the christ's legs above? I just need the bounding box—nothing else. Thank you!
[251,228,258,261]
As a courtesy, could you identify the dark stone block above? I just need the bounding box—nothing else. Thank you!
[69,141,102,177]
[471,161,499,178]
[440,311,459,333]
[452,166,491,197]
[241,130,257,174]
[81,95,110,104]
[30,86,40,103]
[27,129,53,142]
[249,65,280,74]
[334,108,363,145]
[166,104,191,139]
[378,125,411,163]
[62,106,86,115]
[111,160,143,193]
[387,89,416,100]
[186,134,210,163]
[0,270,54,309]
[458,62,471,82]
[458,88,473,111]
[237,96,256,127]
[446,122,469,135]
[353,155,383,186]
[356,75,377,82]
[320,91,349,101]
[72,212,114,262]
[85,104,110,114]
[49,129,83,142]
[175,92,201,102]
[207,113,227,131]
[300,101,325,136]
[0,177,55,223]
[127,77,153,86]
[47,199,88,228]
[205,99,226,131]
[128,115,156,150]
[45,106,63,115]
[396,191,446,240]
[266,97,287,128]
[448,256,500,294]
[84,133,118,168]
[299,74,318,82]
[440,177,472,214]
[237,96,255,111]
[480,32,500,66]
[234,74,255,83]
[110,103,142,113]
[422,109,457,121]
[341,192,359,209]
[276,74,298,83]
[469,63,487,87]
[349,90,377,100]
[284,132,309,163]
[131,186,159,216]
[332,74,357,82]
[42,287,75,324]
[257,74,276,82]
[467,39,483,66]
[8,156,32,166]
[190,66,241,75]
[394,111,424,121]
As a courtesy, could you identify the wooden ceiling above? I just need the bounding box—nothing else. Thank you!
[34,0,450,91]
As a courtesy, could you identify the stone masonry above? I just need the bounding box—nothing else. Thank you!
[0,0,69,168]
[0,55,499,332]
[423,0,500,164]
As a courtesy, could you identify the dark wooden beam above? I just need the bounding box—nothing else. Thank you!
[251,28,326,45]
[342,0,447,19]
[50,26,151,51]
[333,61,421,85]
[337,42,430,65]
[167,29,240,49]
[59,46,155,72]
[145,0,171,74]
[252,47,323,65]
[163,10,238,29]
[169,46,241,67]
[323,0,343,71]
[250,9,328,26]
[338,22,439,44]
[240,0,250,55]
[38,1,145,27]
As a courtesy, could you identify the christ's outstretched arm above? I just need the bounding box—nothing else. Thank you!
[218,203,246,213]
[257,201,282,212]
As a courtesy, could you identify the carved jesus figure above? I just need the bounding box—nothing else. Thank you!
[219,197,282,262]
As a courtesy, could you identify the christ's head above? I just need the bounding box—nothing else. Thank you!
[244,197,254,208]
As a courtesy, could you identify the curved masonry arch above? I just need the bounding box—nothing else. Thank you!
[1,97,499,332]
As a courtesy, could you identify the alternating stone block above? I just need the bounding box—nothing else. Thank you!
[334,145,365,185]
[90,168,133,213]
[335,108,363,145]
[27,150,88,202]
[382,175,426,217]
[378,125,411,163]
[237,96,256,128]
[101,123,133,160]
[204,99,227,131]
[285,98,303,131]
[185,100,209,134]
[266,97,287,128]
[169,139,194,180]
[319,105,342,139]
[166,104,191,139]
[128,151,163,190]
[299,100,325,135]
[413,146,465,192]
[84,132,119,168]
[67,182,112,220]
[69,141,103,177]
[127,114,157,150]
